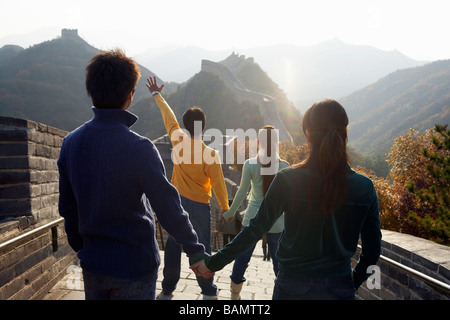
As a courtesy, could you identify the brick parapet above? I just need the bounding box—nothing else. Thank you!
[0,116,67,238]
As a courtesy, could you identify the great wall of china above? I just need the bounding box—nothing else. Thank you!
[0,53,449,300]
[201,54,293,143]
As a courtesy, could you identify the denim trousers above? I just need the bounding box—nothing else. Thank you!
[230,232,281,284]
[272,272,356,300]
[83,269,157,300]
[162,196,217,296]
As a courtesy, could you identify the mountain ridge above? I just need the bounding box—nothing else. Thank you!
[0,30,448,157]
[343,59,450,155]
[135,39,427,111]
[0,30,168,131]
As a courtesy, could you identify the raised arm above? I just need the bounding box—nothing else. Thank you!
[146,77,183,144]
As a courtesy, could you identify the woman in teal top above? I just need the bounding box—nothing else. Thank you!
[222,125,288,299]
[200,100,382,300]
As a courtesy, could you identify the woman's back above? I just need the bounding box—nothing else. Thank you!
[274,164,380,279]
[229,158,289,230]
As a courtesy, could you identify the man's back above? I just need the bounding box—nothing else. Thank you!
[58,107,205,281]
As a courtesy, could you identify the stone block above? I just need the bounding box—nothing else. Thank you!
[0,157,29,169]
[0,170,30,185]
[1,200,32,217]
[0,116,30,129]
[0,129,28,142]
[438,263,450,283]
[0,184,30,199]
[0,143,29,156]
[0,266,15,287]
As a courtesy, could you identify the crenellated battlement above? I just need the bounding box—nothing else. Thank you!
[61,28,79,39]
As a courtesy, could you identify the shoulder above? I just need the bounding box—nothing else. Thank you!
[348,169,377,198]
[276,165,310,183]
[245,157,258,166]
[203,144,221,159]
[243,157,259,170]
[349,168,375,187]
[129,131,162,159]
[278,159,290,169]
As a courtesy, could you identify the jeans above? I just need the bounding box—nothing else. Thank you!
[162,196,217,296]
[230,232,281,284]
[272,272,356,300]
[83,270,157,300]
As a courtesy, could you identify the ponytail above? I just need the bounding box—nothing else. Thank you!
[258,125,287,196]
[317,126,349,214]
[299,99,349,214]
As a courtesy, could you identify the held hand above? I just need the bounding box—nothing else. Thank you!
[190,260,215,279]
[146,76,165,94]
[222,210,234,223]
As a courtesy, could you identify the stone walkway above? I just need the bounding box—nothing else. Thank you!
[43,241,276,300]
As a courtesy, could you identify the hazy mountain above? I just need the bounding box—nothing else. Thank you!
[136,39,427,111]
[0,30,168,131]
[342,59,450,155]
[0,31,302,145]
[0,45,24,65]
[1,30,447,158]
[0,27,61,50]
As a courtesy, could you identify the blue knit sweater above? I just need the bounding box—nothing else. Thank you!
[57,107,206,281]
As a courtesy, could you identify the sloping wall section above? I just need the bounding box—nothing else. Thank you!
[201,59,293,143]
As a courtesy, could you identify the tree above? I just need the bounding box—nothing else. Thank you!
[406,124,450,244]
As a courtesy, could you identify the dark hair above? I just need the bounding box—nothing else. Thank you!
[298,99,349,214]
[85,48,141,109]
[183,107,206,137]
[258,125,288,196]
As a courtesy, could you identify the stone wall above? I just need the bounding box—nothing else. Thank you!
[201,59,293,143]
[0,116,67,234]
[0,116,77,300]
[0,219,77,300]
[353,230,450,300]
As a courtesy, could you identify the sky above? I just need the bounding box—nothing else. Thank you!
[1,0,450,61]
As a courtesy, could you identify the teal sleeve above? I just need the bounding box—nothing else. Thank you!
[352,185,382,289]
[222,160,252,220]
[206,172,286,272]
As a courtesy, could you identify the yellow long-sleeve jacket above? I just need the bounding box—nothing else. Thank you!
[153,93,229,210]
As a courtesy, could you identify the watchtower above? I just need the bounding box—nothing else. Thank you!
[61,29,78,39]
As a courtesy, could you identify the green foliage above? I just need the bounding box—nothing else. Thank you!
[406,124,450,244]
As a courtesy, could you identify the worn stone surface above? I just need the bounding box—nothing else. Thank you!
[43,241,275,300]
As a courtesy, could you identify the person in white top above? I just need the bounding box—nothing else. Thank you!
[222,125,289,299]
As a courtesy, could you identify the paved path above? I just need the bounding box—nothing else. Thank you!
[43,241,276,300]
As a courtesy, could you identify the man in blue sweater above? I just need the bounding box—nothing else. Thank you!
[57,49,207,300]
